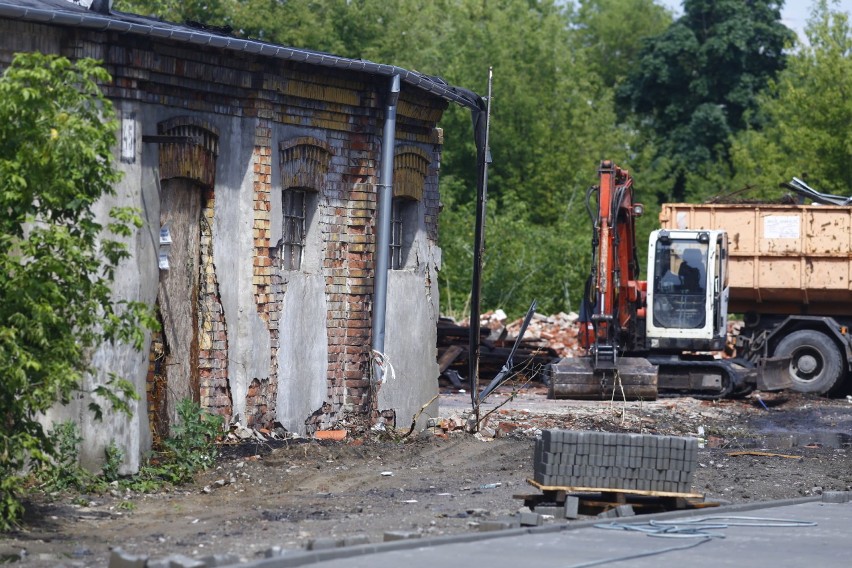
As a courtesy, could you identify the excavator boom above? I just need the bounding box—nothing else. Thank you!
[550,160,658,399]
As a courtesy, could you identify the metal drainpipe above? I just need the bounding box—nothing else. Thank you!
[371,74,400,383]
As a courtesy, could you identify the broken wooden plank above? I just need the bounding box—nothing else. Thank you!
[727,451,802,459]
[437,345,465,373]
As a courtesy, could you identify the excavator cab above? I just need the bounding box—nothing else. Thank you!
[646,229,728,353]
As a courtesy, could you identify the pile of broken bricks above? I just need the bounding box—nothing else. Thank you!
[437,311,565,388]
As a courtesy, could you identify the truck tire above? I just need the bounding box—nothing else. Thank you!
[774,330,844,394]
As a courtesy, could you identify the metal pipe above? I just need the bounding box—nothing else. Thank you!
[371,74,400,382]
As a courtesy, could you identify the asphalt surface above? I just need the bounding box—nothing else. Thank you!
[237,496,852,568]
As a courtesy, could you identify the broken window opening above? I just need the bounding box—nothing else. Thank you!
[281,188,307,271]
[390,198,403,270]
[390,197,418,270]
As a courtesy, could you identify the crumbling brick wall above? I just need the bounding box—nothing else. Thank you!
[2,19,447,436]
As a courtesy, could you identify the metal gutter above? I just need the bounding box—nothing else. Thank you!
[370,75,400,383]
[0,2,482,110]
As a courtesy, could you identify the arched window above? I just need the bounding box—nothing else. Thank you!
[391,147,430,270]
[157,117,219,188]
[278,138,331,271]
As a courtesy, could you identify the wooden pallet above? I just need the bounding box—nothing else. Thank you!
[516,479,716,516]
[526,479,704,498]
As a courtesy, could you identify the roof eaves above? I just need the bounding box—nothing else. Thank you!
[0,1,483,110]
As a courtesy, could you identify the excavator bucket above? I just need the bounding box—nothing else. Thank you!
[547,356,658,400]
[756,356,794,391]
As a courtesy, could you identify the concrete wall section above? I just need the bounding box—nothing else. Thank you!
[382,267,440,431]
[42,99,159,472]
[275,273,329,434]
[214,116,272,425]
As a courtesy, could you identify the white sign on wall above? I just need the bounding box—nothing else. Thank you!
[763,215,800,239]
[121,113,136,163]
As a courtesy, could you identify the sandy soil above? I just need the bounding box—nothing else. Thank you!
[2,388,851,566]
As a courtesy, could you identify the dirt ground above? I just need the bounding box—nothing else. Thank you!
[3,387,852,567]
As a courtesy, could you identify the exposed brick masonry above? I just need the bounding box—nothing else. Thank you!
[198,188,232,420]
[16,23,448,430]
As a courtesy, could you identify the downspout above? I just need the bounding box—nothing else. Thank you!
[371,74,400,384]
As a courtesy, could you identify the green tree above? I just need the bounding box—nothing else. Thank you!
[571,0,674,88]
[113,0,230,24]
[618,0,795,200]
[0,53,151,530]
[223,0,344,51]
[430,1,633,316]
[729,0,852,197]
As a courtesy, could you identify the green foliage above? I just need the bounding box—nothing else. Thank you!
[13,401,220,527]
[152,399,224,485]
[729,1,852,197]
[102,441,125,483]
[0,53,151,531]
[113,0,230,24]
[116,500,137,511]
[35,422,92,493]
[426,1,635,317]
[572,0,674,88]
[618,0,795,199]
[0,475,24,533]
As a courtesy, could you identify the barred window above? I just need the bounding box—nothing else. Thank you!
[390,197,419,270]
[390,199,403,270]
[281,189,306,271]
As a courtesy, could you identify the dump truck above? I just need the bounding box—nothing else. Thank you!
[660,202,852,395]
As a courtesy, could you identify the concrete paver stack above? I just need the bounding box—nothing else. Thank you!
[534,430,698,493]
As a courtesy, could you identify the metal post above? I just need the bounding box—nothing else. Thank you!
[469,68,493,421]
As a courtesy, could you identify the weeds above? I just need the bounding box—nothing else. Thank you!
[154,398,223,484]
[18,399,223,524]
[115,500,136,511]
[102,441,124,483]
[36,421,93,493]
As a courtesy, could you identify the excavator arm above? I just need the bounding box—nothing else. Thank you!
[548,160,658,400]
[579,160,647,366]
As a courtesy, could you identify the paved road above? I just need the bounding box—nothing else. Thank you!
[238,496,851,568]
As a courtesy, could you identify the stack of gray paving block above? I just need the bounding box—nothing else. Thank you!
[534,430,698,494]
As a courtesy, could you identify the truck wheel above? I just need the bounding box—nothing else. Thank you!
[774,330,844,394]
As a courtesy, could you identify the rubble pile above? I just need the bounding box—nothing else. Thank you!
[501,311,581,358]
[438,310,581,388]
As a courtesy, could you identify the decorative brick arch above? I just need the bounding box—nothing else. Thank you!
[393,146,431,201]
[279,137,333,190]
[157,117,220,188]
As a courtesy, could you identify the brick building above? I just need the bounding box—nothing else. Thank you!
[0,0,484,472]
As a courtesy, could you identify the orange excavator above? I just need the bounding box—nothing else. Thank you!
[547,160,789,400]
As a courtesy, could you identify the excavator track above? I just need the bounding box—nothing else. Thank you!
[547,355,756,401]
[547,356,659,400]
[650,356,755,400]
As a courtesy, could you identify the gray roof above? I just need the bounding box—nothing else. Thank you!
[0,0,483,110]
